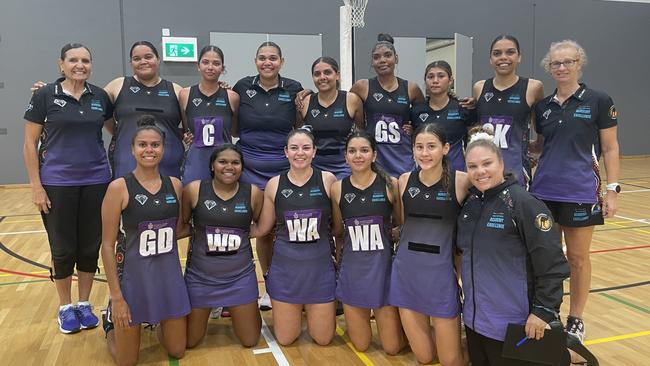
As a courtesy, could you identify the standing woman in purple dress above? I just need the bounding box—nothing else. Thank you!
[101,116,191,364]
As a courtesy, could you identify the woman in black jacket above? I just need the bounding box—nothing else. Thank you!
[456,128,570,366]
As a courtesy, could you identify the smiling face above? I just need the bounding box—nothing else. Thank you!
[465,145,505,192]
[211,148,242,185]
[489,39,521,76]
[59,47,92,82]
[255,46,283,80]
[345,137,376,173]
[549,46,581,85]
[312,61,339,92]
[132,129,164,168]
[130,45,160,80]
[372,45,397,76]
[285,132,315,170]
[413,132,449,171]
[198,50,224,82]
[425,66,452,97]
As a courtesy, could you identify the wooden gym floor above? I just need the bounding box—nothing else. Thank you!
[0,157,648,365]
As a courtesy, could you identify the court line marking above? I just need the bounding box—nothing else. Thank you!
[168,355,180,366]
[585,330,650,346]
[0,267,52,279]
[252,347,272,355]
[335,325,376,366]
[259,317,290,365]
[600,293,650,315]
[590,244,650,254]
[0,279,50,286]
[563,280,650,296]
[615,214,649,224]
[0,229,46,236]
[0,219,43,224]
[621,189,650,193]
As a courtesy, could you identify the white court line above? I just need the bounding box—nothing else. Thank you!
[614,214,650,224]
[258,317,290,366]
[252,347,272,355]
[621,189,650,193]
[0,229,46,236]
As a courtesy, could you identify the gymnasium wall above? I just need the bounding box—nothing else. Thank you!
[0,0,647,184]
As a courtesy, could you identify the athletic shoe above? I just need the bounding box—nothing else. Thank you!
[101,308,113,337]
[258,292,272,311]
[58,305,81,334]
[75,302,100,329]
[210,307,223,319]
[566,316,586,343]
[221,308,231,318]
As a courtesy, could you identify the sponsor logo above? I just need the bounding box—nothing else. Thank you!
[609,105,617,119]
[507,94,521,104]
[333,108,345,118]
[53,99,66,107]
[447,110,461,120]
[26,103,34,112]
[534,213,553,232]
[396,96,408,105]
[214,98,227,107]
[309,187,322,197]
[573,105,592,119]
[371,191,385,202]
[486,212,505,229]
[234,203,248,213]
[157,90,170,97]
[165,194,176,204]
[543,109,552,119]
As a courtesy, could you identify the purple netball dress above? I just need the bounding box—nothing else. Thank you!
[184,180,258,308]
[116,174,190,325]
[181,86,234,185]
[388,171,461,317]
[266,169,336,304]
[336,175,393,308]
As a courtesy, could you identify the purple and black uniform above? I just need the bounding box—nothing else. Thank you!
[532,84,617,208]
[457,176,569,342]
[185,180,258,308]
[410,98,477,171]
[364,77,414,178]
[181,86,233,185]
[336,175,393,308]
[24,79,113,186]
[233,75,302,189]
[476,77,532,187]
[116,174,190,325]
[24,79,113,279]
[303,91,355,179]
[388,171,461,317]
[111,77,183,178]
[266,169,335,303]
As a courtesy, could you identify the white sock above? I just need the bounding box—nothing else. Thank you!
[59,304,74,311]
[77,301,91,307]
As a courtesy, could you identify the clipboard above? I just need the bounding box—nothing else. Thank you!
[502,323,567,365]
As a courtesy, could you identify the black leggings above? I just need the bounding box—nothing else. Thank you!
[42,183,108,279]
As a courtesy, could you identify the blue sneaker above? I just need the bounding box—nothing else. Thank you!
[75,302,100,329]
[58,305,81,334]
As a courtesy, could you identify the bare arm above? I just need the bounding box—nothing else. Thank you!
[23,121,50,213]
[600,126,620,218]
[179,180,199,239]
[472,80,486,101]
[103,77,125,104]
[455,171,472,204]
[228,89,240,139]
[349,79,369,102]
[408,81,425,104]
[347,92,365,130]
[178,87,191,131]
[250,177,279,238]
[100,179,131,328]
[296,94,312,128]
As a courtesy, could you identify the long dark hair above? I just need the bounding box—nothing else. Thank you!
[412,123,452,193]
[344,130,393,190]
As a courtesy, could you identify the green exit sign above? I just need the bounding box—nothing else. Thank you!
[162,36,198,62]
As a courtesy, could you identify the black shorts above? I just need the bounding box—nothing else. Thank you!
[41,183,108,279]
[542,200,604,227]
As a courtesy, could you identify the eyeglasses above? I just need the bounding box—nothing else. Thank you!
[549,59,579,69]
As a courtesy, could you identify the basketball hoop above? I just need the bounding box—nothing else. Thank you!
[343,0,368,28]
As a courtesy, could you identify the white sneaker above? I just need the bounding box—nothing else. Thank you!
[259,292,272,311]
[210,307,223,319]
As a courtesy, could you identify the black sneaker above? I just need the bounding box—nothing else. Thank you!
[101,307,113,337]
[566,316,586,343]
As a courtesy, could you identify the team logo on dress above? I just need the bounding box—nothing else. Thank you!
[221,206,228,212]
[53,99,66,107]
[359,196,367,203]
[192,98,203,106]
[135,194,148,205]
[609,105,617,119]
[311,109,320,118]
[130,86,140,94]
[419,113,429,122]
[373,93,384,102]
[423,192,431,200]
[246,89,257,98]
[281,189,293,198]
[408,187,420,198]
[204,200,217,210]
[534,213,553,232]
[344,193,356,203]
[484,92,494,102]
[543,109,552,119]
[153,199,161,205]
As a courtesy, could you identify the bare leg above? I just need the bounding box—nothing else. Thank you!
[305,301,336,346]
[186,308,210,348]
[108,325,141,366]
[229,301,262,347]
[398,308,435,364]
[271,299,303,345]
[54,276,73,306]
[374,305,406,355]
[430,316,464,366]
[76,270,95,302]
[562,225,595,318]
[158,316,188,359]
[342,305,372,351]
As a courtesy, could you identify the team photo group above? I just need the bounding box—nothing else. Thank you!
[23,30,619,365]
